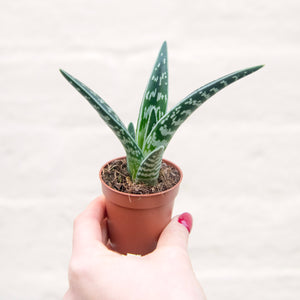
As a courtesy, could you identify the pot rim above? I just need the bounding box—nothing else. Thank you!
[99,156,183,198]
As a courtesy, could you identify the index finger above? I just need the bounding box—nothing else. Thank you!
[72,195,107,254]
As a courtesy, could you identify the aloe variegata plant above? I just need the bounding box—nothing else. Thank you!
[60,42,263,186]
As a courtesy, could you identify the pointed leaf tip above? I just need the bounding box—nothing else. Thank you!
[59,69,144,178]
[159,41,167,55]
[136,41,169,150]
[252,64,264,71]
[128,122,136,139]
[59,69,71,81]
[143,65,264,155]
[59,69,66,75]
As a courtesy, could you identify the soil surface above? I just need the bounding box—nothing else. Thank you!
[101,158,181,194]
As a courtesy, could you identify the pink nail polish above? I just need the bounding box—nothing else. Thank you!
[178,212,193,233]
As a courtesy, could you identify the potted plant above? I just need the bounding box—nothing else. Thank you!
[60,42,263,255]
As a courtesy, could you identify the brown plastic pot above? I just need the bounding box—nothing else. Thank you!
[99,156,183,256]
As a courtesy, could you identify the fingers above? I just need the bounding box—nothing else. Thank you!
[156,212,193,251]
[72,196,108,254]
[63,290,73,300]
[101,217,109,246]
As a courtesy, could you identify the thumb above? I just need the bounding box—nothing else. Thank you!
[156,212,193,251]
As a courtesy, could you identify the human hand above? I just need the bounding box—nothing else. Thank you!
[63,196,206,300]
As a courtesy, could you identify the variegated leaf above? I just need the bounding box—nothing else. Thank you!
[144,107,157,139]
[128,122,135,139]
[143,65,264,155]
[135,146,165,185]
[136,41,168,150]
[60,69,144,178]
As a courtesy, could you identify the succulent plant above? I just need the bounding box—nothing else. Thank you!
[60,42,263,186]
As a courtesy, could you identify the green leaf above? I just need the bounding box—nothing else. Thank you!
[60,69,144,178]
[143,65,264,155]
[128,122,135,139]
[135,146,165,185]
[136,41,168,150]
[144,107,157,139]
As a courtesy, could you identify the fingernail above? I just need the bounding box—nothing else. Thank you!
[178,212,193,233]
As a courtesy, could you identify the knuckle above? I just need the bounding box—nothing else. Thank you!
[68,258,89,280]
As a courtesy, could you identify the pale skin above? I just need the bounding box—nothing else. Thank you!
[64,196,206,300]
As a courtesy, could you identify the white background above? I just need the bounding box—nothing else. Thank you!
[1,0,299,299]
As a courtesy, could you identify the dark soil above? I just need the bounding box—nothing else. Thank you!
[101,158,181,194]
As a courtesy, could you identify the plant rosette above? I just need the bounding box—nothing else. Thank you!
[60,42,263,255]
[99,156,182,255]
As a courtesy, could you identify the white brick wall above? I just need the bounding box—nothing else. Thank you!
[1,0,299,299]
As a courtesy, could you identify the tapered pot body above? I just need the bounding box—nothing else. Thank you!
[99,157,182,256]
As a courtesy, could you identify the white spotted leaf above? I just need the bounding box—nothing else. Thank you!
[60,69,144,179]
[60,43,263,186]
[136,41,168,150]
[135,146,165,185]
[143,65,264,155]
[128,122,135,139]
